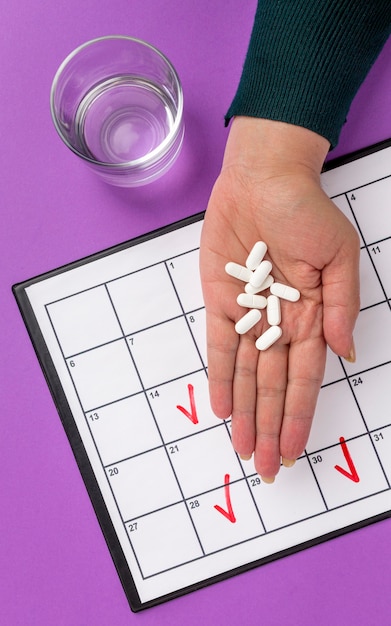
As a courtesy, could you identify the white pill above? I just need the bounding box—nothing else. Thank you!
[245,241,268,270]
[245,274,274,294]
[255,325,282,350]
[267,295,281,325]
[237,293,267,309]
[225,262,253,283]
[249,260,273,288]
[270,282,301,302]
[235,309,262,335]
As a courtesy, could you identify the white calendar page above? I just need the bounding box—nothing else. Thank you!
[14,140,391,611]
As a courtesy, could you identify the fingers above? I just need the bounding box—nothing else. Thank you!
[253,342,288,479]
[231,331,288,480]
[231,309,326,481]
[230,334,259,457]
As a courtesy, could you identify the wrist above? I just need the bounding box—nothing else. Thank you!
[222,117,330,180]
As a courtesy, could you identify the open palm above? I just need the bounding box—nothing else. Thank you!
[200,118,360,480]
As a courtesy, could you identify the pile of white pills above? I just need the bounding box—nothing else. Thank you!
[225,241,301,351]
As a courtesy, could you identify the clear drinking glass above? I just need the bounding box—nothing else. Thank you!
[50,36,184,187]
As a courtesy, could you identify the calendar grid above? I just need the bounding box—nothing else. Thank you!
[14,142,391,610]
[44,299,149,580]
[44,209,391,580]
[105,280,209,560]
[44,264,210,566]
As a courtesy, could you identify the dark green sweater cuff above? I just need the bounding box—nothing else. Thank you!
[226,0,391,147]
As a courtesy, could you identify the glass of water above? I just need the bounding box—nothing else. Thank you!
[50,36,184,186]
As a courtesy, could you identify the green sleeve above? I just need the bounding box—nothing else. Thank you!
[226,0,391,147]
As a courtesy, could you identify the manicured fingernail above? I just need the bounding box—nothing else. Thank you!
[261,476,275,484]
[240,454,252,461]
[344,339,356,363]
[282,458,296,468]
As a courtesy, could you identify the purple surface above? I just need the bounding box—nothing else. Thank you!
[1,2,390,624]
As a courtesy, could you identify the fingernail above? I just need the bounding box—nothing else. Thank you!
[344,339,356,363]
[261,476,275,484]
[282,458,296,468]
[240,454,252,461]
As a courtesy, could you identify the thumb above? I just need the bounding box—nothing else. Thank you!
[321,244,360,361]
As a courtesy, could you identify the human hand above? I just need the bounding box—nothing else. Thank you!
[200,117,360,481]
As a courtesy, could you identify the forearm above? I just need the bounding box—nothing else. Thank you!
[226,0,391,147]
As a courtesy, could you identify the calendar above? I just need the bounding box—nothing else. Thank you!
[13,139,391,611]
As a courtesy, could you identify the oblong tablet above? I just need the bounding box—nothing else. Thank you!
[266,295,281,325]
[270,282,300,302]
[225,262,253,283]
[245,241,267,270]
[237,293,267,309]
[235,309,262,335]
[249,260,273,288]
[255,325,282,350]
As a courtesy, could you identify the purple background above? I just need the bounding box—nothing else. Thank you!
[2,1,390,624]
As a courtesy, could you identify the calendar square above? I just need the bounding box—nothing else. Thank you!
[86,394,162,466]
[370,426,391,485]
[307,380,366,452]
[185,308,207,366]
[167,249,204,313]
[128,317,204,389]
[106,448,182,520]
[310,435,388,509]
[168,425,242,499]
[367,237,391,299]
[47,286,122,357]
[343,304,391,376]
[67,339,142,412]
[148,371,219,443]
[349,363,391,431]
[331,194,364,246]
[359,247,387,309]
[187,479,265,554]
[126,504,203,577]
[245,459,326,531]
[107,263,182,335]
[349,177,391,245]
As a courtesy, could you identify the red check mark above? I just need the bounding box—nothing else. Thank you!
[176,383,199,424]
[214,474,236,523]
[334,436,360,483]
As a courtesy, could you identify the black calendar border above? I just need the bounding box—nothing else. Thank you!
[12,138,391,612]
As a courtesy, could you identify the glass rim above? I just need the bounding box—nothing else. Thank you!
[49,35,184,170]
